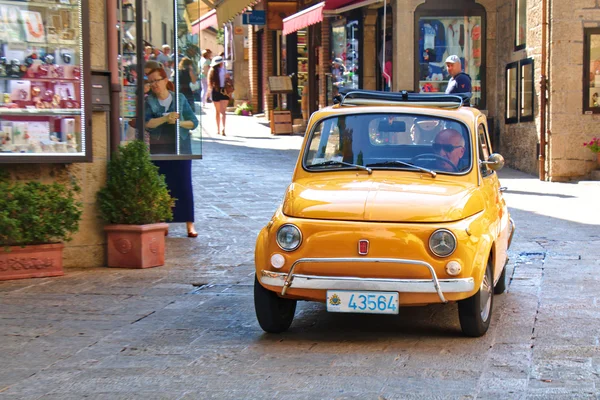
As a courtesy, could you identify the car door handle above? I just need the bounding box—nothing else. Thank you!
[499,186,507,192]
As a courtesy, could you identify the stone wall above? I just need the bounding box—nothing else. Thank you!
[495,0,541,175]
[547,0,600,180]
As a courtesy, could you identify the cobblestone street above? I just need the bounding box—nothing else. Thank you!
[1,112,599,399]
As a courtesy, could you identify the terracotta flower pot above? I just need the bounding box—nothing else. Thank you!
[104,223,168,268]
[0,243,64,281]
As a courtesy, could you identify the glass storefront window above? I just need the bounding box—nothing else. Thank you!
[297,29,308,122]
[0,0,90,162]
[330,17,360,92]
[417,16,483,107]
[117,0,202,158]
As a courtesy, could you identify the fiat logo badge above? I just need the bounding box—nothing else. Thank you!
[358,239,369,255]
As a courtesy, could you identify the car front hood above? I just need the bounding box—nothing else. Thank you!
[282,176,484,223]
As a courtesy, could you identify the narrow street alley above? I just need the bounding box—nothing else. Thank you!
[1,111,599,399]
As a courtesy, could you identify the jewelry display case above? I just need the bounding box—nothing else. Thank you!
[0,0,90,163]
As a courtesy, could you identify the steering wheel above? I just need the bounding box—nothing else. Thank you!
[410,153,459,172]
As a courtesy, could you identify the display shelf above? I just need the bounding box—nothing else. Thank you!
[0,108,82,116]
[0,77,80,83]
[0,0,89,161]
[0,0,77,8]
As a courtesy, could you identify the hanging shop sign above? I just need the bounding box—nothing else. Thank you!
[242,10,265,25]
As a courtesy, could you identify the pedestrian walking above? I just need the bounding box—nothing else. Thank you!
[207,55,229,136]
[178,57,197,112]
[199,49,212,107]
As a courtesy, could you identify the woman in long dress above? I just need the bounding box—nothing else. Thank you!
[144,67,199,237]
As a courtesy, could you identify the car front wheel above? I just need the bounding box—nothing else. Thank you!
[458,260,493,337]
[494,264,507,295]
[254,275,297,333]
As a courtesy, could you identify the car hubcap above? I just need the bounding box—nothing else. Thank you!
[480,270,492,322]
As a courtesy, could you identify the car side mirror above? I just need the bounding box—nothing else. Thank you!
[480,153,505,171]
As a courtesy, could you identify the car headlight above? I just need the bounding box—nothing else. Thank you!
[429,229,457,257]
[276,224,302,251]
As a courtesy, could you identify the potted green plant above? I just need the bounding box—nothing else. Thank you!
[235,102,254,116]
[0,169,82,281]
[97,140,175,268]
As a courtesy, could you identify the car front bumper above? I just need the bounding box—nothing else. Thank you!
[259,257,475,303]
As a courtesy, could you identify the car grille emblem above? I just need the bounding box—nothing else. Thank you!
[358,239,369,255]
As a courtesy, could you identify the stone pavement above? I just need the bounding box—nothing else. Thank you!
[0,110,599,399]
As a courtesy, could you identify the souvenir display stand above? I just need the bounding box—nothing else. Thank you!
[0,0,90,163]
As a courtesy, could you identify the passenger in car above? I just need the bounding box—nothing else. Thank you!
[432,128,466,172]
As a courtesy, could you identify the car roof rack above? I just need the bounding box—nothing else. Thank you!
[333,89,470,108]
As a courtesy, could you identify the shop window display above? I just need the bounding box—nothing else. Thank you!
[0,0,88,160]
[417,16,482,107]
[330,18,360,92]
[117,0,202,157]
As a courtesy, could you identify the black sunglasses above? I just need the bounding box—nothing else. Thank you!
[433,143,463,153]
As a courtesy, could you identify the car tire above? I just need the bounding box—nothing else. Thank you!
[458,260,493,337]
[493,264,507,295]
[254,275,297,333]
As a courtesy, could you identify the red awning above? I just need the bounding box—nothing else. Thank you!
[282,0,360,35]
[191,10,217,34]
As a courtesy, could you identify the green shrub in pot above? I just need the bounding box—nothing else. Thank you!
[97,140,174,225]
[97,140,175,269]
[0,169,82,248]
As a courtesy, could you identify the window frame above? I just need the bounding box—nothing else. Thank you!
[583,28,600,114]
[505,61,519,124]
[514,0,527,51]
[505,58,534,124]
[520,58,534,122]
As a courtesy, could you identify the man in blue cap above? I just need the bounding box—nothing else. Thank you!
[445,55,472,96]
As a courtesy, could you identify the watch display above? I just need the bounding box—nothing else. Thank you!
[0,0,85,157]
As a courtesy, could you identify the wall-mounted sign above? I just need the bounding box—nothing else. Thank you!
[234,26,244,35]
[242,10,265,25]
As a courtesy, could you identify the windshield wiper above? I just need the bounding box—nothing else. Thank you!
[366,160,437,178]
[309,160,372,174]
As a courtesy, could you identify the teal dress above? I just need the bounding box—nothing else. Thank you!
[144,91,199,223]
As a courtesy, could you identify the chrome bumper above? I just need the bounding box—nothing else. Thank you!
[260,257,475,303]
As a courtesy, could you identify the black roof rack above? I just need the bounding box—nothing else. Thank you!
[333,89,470,108]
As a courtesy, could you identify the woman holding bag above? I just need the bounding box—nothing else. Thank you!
[144,67,199,237]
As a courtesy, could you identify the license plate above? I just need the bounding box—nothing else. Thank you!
[326,290,399,315]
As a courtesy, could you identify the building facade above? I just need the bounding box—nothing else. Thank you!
[247,0,600,181]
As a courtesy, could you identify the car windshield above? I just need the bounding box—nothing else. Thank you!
[304,113,472,174]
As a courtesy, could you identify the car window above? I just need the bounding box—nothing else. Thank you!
[477,123,492,177]
[304,113,472,174]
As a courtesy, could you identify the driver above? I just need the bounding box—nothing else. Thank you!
[432,129,465,172]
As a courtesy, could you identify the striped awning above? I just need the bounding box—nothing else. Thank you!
[191,10,217,34]
[216,0,260,25]
[282,0,381,35]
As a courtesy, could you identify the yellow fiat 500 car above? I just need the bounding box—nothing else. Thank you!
[254,90,514,337]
